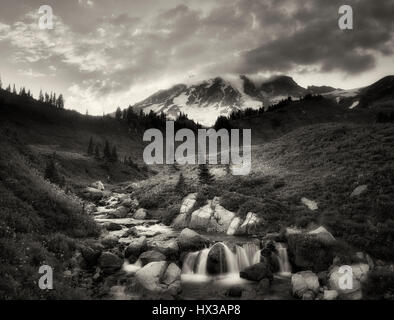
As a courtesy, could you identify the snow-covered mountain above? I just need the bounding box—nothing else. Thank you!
[131,75,339,126]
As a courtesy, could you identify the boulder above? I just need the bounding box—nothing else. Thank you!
[236,212,260,235]
[350,185,368,197]
[226,217,243,235]
[91,181,105,191]
[180,193,197,215]
[83,187,104,201]
[189,201,214,230]
[323,290,338,300]
[121,197,139,211]
[291,271,320,299]
[104,222,122,231]
[172,213,188,229]
[171,194,197,229]
[287,233,333,272]
[135,261,168,292]
[302,291,315,300]
[124,236,147,262]
[285,227,302,237]
[139,250,166,266]
[147,239,179,259]
[110,206,129,218]
[99,252,123,274]
[134,208,148,220]
[100,235,119,248]
[301,197,318,211]
[80,245,102,267]
[209,202,236,233]
[257,278,270,294]
[226,286,243,297]
[134,262,181,298]
[328,263,369,300]
[206,243,229,275]
[240,262,272,282]
[178,228,209,252]
[162,263,181,285]
[308,226,336,243]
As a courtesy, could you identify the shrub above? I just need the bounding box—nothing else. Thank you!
[363,269,394,300]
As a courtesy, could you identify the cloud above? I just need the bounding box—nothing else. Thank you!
[0,0,392,114]
[238,0,394,75]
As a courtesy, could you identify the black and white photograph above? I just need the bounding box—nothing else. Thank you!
[0,0,393,305]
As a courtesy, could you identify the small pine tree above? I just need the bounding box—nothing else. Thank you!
[39,90,44,102]
[6,84,11,92]
[115,107,122,121]
[87,137,94,156]
[0,75,2,89]
[94,145,100,159]
[198,164,214,185]
[12,84,17,94]
[45,92,50,103]
[44,154,64,186]
[111,146,118,162]
[56,94,64,109]
[103,140,111,160]
[175,172,186,191]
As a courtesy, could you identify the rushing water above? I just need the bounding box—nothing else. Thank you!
[274,243,292,276]
[182,242,261,277]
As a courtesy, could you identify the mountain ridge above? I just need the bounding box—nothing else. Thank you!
[130,75,343,126]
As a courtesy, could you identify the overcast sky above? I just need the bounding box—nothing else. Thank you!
[0,0,393,114]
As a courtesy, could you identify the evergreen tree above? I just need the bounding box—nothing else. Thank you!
[6,84,11,92]
[94,145,100,159]
[12,84,17,94]
[0,75,2,89]
[115,107,122,121]
[198,164,214,185]
[87,137,94,156]
[39,90,44,102]
[45,92,50,103]
[175,172,186,191]
[44,154,64,186]
[103,140,111,160]
[111,146,118,162]
[56,94,64,109]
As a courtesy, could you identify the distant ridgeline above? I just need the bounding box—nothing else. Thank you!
[0,85,201,134]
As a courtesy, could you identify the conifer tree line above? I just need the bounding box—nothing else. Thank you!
[0,74,64,109]
[87,137,118,162]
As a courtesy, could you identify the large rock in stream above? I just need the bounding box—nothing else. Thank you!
[124,236,147,263]
[133,262,181,298]
[189,201,214,230]
[291,271,320,299]
[206,243,229,275]
[178,228,209,252]
[240,262,272,282]
[99,252,123,274]
[139,250,166,266]
[328,263,369,300]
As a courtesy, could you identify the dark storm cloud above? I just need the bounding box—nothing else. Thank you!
[0,0,392,113]
[239,0,394,74]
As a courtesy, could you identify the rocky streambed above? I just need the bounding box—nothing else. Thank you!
[73,183,392,300]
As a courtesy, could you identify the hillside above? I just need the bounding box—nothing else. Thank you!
[0,89,151,188]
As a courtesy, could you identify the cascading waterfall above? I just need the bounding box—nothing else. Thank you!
[275,243,292,276]
[182,242,261,276]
